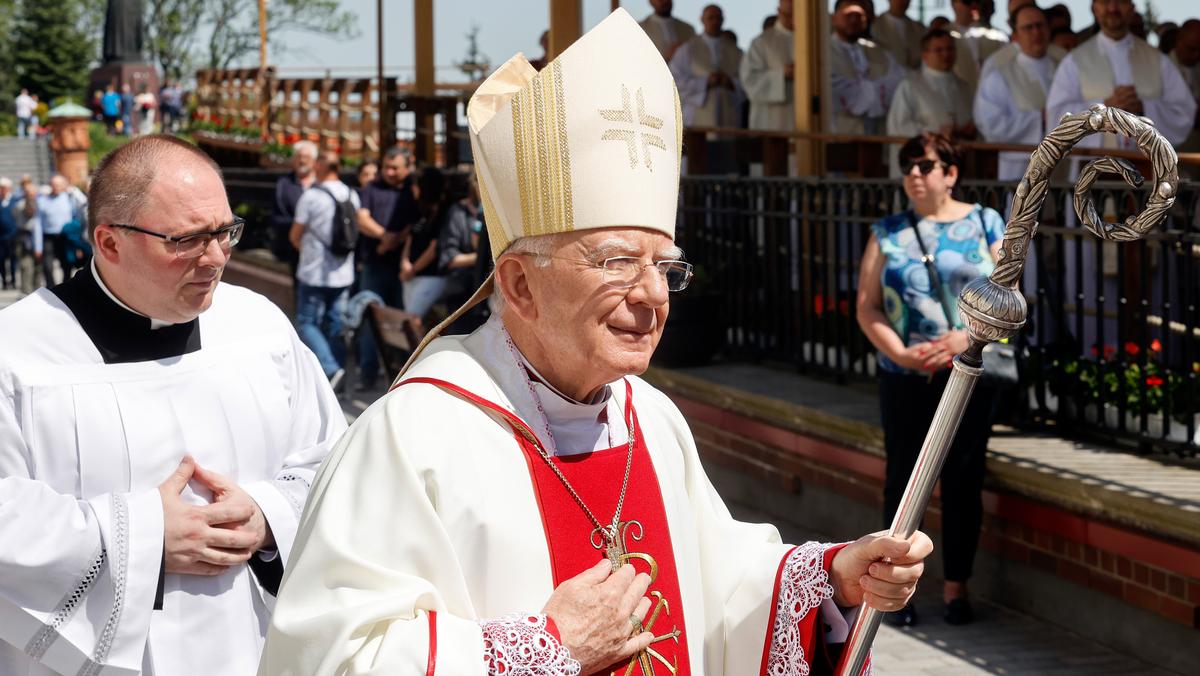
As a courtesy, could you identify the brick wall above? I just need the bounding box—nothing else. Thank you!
[673,394,1200,632]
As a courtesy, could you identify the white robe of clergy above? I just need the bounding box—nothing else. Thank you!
[871,12,925,71]
[886,66,974,175]
[0,268,345,676]
[974,51,1060,180]
[827,34,905,135]
[979,41,1067,81]
[1046,32,1196,161]
[1169,50,1200,156]
[950,22,1009,93]
[639,13,696,62]
[742,23,796,132]
[260,316,861,675]
[670,33,745,128]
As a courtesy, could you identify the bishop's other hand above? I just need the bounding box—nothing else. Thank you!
[828,530,933,611]
[158,456,262,575]
[542,558,655,674]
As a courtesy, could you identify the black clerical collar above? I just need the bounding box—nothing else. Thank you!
[51,267,201,364]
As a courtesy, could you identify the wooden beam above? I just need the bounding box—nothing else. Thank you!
[413,0,436,164]
[377,0,386,152]
[548,0,583,59]
[792,0,824,175]
[611,0,620,11]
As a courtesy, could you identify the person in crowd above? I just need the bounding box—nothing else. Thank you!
[639,0,695,62]
[290,151,359,389]
[37,174,86,284]
[0,134,344,675]
[742,0,796,131]
[269,140,318,276]
[1129,10,1146,39]
[1155,21,1180,54]
[1046,0,1196,174]
[134,84,158,135]
[827,0,906,135]
[261,13,932,674]
[529,29,550,71]
[949,0,1008,93]
[436,171,483,330]
[978,1,1067,81]
[160,79,184,131]
[355,145,418,388]
[1046,2,1072,33]
[356,159,378,192]
[1051,25,1079,51]
[12,176,42,294]
[101,84,122,135]
[930,15,952,31]
[670,4,744,129]
[1170,19,1200,169]
[399,167,450,320]
[873,0,927,70]
[856,132,1004,628]
[763,14,777,31]
[120,83,135,137]
[14,88,36,139]
[887,29,975,174]
[0,178,15,289]
[975,3,1062,180]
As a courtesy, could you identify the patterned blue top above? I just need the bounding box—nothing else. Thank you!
[869,204,1006,374]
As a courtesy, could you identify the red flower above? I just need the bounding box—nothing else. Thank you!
[1124,341,1140,356]
[1146,375,1164,387]
[1150,339,1162,353]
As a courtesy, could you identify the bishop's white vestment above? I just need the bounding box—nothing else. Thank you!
[742,23,796,132]
[974,51,1060,180]
[260,317,865,675]
[0,267,345,675]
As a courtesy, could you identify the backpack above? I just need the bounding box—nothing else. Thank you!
[316,185,359,257]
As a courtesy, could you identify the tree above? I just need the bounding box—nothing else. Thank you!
[0,0,18,104]
[146,0,206,80]
[13,0,96,102]
[202,0,358,71]
[1142,0,1160,36]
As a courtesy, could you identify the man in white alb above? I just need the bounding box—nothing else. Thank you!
[639,0,695,63]
[1169,19,1200,163]
[975,3,1061,180]
[871,0,926,70]
[887,29,976,174]
[827,0,905,136]
[978,0,1068,81]
[742,0,797,132]
[0,136,345,675]
[670,4,743,129]
[260,10,932,676]
[949,0,1009,92]
[1046,0,1196,170]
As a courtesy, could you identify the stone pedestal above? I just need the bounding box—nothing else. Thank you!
[89,61,159,100]
[49,117,91,187]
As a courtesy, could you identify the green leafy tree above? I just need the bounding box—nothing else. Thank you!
[13,0,96,102]
[1142,0,1160,35]
[146,0,206,80]
[0,0,18,104]
[202,0,358,71]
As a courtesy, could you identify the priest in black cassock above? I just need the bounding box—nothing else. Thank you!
[0,135,346,675]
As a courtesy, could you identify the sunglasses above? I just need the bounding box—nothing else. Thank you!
[900,159,948,176]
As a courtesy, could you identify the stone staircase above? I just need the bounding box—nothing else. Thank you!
[0,136,54,184]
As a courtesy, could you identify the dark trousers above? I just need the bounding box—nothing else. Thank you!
[879,369,996,583]
[355,258,403,384]
[41,233,73,285]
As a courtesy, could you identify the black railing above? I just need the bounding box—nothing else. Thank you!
[678,175,1200,458]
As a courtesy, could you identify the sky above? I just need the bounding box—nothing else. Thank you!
[258,0,1200,80]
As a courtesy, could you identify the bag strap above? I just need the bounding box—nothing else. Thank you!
[905,209,960,330]
[311,184,350,252]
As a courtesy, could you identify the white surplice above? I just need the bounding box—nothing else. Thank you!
[741,22,795,131]
[975,51,1060,180]
[0,279,345,675]
[950,22,1009,93]
[827,34,905,135]
[260,316,858,675]
[670,34,745,128]
[639,13,696,61]
[1169,49,1200,157]
[871,12,925,71]
[886,66,974,175]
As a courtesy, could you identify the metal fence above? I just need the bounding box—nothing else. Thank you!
[678,174,1200,458]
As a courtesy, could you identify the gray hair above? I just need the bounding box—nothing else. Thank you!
[292,140,318,158]
[0,177,12,189]
[490,233,567,317]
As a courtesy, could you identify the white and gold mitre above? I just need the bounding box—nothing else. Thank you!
[467,8,683,258]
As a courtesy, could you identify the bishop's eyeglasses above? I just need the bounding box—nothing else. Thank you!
[110,217,245,259]
[526,253,694,292]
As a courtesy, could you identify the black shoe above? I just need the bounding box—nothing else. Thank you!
[883,603,918,627]
[944,598,974,625]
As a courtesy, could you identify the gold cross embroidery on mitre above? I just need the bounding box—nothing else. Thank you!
[592,520,682,675]
[599,85,667,171]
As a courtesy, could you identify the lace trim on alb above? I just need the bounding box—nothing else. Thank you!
[24,544,107,660]
[78,493,130,676]
[764,541,836,676]
[276,473,311,518]
[479,613,581,676]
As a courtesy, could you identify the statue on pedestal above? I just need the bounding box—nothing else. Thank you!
[103,0,145,64]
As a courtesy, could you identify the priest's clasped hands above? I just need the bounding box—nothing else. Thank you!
[158,455,275,576]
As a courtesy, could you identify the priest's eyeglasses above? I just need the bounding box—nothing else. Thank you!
[528,254,694,292]
[110,218,245,259]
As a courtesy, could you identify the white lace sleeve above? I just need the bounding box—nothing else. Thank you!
[478,613,581,676]
[764,541,837,676]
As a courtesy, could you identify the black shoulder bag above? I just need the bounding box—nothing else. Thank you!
[905,209,1019,388]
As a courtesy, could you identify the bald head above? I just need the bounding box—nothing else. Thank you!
[88,134,223,238]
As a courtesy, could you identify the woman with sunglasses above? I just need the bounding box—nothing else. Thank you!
[855,132,1006,628]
